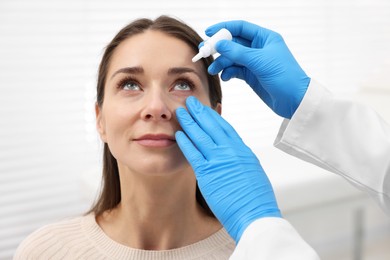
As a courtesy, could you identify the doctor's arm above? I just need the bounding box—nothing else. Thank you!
[274,80,390,215]
[205,20,390,215]
[175,97,320,260]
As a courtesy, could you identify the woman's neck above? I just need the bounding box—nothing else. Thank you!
[97,165,221,250]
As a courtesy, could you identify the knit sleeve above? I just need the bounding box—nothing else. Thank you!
[14,224,64,259]
[13,217,86,260]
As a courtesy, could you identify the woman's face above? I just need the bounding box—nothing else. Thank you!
[96,30,217,176]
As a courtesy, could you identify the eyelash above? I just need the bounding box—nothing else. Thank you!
[117,76,140,90]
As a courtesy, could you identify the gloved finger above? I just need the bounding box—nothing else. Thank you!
[232,36,252,48]
[204,105,243,142]
[208,55,234,75]
[214,40,256,67]
[176,106,217,158]
[220,65,244,81]
[220,66,273,107]
[205,20,271,42]
[175,130,206,169]
[201,37,251,50]
[221,66,261,87]
[208,40,257,75]
[185,96,229,145]
[197,41,204,49]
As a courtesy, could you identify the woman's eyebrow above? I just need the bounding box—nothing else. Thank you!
[110,66,144,80]
[168,67,202,78]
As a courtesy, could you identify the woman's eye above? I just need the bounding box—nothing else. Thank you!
[173,81,194,91]
[120,80,141,91]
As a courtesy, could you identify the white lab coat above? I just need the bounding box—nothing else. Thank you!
[230,80,390,259]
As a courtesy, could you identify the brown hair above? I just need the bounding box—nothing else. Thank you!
[88,16,222,218]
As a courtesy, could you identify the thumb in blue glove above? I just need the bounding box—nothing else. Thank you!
[175,96,281,243]
[205,20,310,119]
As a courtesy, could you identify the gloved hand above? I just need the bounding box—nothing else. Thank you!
[175,96,281,243]
[205,20,311,119]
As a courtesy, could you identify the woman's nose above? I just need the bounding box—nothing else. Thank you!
[141,90,172,121]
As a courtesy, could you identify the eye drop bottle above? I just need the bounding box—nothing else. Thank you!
[192,28,233,62]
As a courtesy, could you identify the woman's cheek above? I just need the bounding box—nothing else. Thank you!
[169,92,191,107]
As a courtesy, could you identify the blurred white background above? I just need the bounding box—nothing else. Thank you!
[1,0,390,259]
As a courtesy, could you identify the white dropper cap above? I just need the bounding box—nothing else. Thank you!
[192,28,232,62]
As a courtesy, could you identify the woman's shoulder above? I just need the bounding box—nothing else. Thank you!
[14,215,92,259]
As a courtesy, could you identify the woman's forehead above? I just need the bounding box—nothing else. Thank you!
[108,30,206,77]
[114,31,194,64]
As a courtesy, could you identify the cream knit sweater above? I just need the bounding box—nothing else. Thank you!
[14,214,235,259]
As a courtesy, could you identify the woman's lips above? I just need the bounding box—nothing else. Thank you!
[134,134,176,148]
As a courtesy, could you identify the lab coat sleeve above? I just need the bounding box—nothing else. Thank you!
[274,80,390,215]
[230,218,320,260]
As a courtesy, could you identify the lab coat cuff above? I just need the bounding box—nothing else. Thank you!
[274,80,332,165]
[230,218,319,260]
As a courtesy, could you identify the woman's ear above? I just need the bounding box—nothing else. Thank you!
[215,102,222,115]
[95,103,107,143]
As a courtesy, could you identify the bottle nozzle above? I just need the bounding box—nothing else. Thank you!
[192,52,203,63]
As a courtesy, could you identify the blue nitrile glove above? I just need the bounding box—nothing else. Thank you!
[175,96,281,243]
[205,20,310,119]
